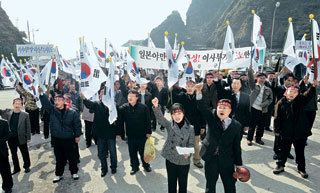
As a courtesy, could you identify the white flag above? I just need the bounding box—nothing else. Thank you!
[0,57,16,87]
[126,51,149,84]
[177,46,195,88]
[165,35,179,88]
[174,33,178,50]
[301,35,306,41]
[283,20,299,71]
[251,13,262,45]
[80,38,107,99]
[5,59,21,83]
[102,59,117,124]
[223,24,235,63]
[283,21,296,58]
[93,46,106,65]
[308,61,320,83]
[251,13,266,72]
[311,19,320,59]
[20,63,42,108]
[147,33,156,48]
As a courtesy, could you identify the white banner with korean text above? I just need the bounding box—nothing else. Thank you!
[130,45,252,70]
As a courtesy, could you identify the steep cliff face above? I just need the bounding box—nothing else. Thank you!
[209,0,320,50]
[149,10,186,48]
[185,0,233,49]
[0,6,26,57]
[124,0,320,51]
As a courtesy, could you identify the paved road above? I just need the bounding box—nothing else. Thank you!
[0,89,320,193]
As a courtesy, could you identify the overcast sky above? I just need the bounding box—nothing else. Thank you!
[2,0,192,58]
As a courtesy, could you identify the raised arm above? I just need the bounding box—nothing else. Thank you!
[152,98,171,129]
[248,68,256,91]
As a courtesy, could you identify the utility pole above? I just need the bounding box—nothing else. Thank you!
[27,20,31,43]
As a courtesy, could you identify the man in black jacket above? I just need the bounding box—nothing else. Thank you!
[154,76,169,132]
[271,73,296,160]
[39,88,82,183]
[214,78,250,139]
[273,82,318,178]
[201,72,218,110]
[118,90,152,175]
[195,83,243,193]
[0,120,13,193]
[81,88,119,177]
[299,76,318,141]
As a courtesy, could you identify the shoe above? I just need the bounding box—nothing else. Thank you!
[273,154,279,160]
[4,189,12,193]
[44,136,49,139]
[287,153,294,159]
[53,176,63,183]
[273,166,284,174]
[24,168,31,173]
[298,170,309,178]
[11,169,20,175]
[194,162,203,168]
[72,174,79,180]
[111,169,117,174]
[144,167,152,172]
[265,128,273,132]
[243,131,248,135]
[160,129,165,132]
[247,141,253,146]
[101,171,107,177]
[130,169,139,175]
[256,140,265,145]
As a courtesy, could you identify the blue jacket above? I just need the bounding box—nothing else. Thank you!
[40,94,82,139]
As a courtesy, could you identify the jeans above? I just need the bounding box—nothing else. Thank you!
[98,138,117,172]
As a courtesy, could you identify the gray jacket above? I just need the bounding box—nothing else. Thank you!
[0,109,31,145]
[248,70,273,113]
[153,106,194,165]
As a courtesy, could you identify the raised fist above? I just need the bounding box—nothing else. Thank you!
[152,97,159,108]
[195,83,203,94]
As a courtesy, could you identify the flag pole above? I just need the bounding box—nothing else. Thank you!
[46,56,54,96]
[104,38,107,69]
[310,14,318,81]
[249,10,255,70]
